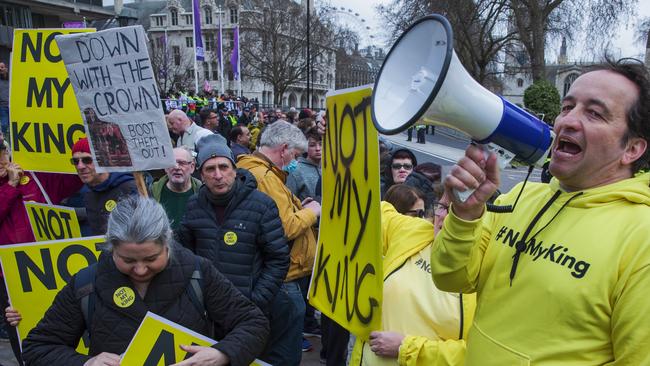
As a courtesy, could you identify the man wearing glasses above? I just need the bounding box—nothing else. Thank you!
[71,137,137,235]
[150,146,202,231]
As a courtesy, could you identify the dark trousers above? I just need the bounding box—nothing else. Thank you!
[1,281,24,365]
[297,276,318,331]
[259,282,305,366]
[320,315,349,366]
[406,127,413,141]
[417,128,426,143]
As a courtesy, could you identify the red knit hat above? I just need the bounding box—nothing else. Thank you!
[72,137,90,155]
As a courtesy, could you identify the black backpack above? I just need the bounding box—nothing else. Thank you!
[73,257,207,343]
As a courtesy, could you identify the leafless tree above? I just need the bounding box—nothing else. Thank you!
[379,0,638,83]
[506,0,636,81]
[239,0,335,105]
[148,38,195,95]
[377,0,516,86]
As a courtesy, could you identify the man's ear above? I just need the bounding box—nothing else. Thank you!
[622,137,647,166]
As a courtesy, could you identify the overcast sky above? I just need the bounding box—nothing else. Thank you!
[107,0,650,59]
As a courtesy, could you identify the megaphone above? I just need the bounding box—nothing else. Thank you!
[371,14,553,168]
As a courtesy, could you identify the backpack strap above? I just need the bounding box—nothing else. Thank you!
[186,256,205,317]
[74,263,97,336]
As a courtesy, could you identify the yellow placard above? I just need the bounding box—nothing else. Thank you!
[9,28,94,173]
[121,312,270,366]
[24,202,81,241]
[0,236,104,352]
[309,86,383,340]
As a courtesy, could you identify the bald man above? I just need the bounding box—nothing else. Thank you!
[167,109,225,153]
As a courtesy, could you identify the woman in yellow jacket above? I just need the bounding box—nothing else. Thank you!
[350,187,475,366]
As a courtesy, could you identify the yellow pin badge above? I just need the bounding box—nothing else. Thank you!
[223,231,238,246]
[114,287,136,308]
[105,199,117,212]
[19,175,30,185]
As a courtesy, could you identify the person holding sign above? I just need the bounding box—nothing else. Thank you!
[70,138,138,235]
[22,196,269,366]
[0,145,83,245]
[1,143,83,363]
[349,195,476,366]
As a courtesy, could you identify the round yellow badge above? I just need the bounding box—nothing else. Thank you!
[223,231,238,246]
[105,199,117,212]
[113,286,136,308]
[19,175,30,185]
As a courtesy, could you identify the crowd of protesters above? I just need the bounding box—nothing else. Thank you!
[2,57,650,366]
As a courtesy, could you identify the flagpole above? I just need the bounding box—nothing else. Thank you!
[237,6,242,97]
[219,6,225,95]
[192,14,199,94]
[163,28,167,92]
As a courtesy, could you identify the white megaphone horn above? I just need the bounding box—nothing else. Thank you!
[371,14,554,178]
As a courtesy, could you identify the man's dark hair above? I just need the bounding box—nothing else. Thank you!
[229,125,244,142]
[590,58,650,173]
[198,107,216,126]
[384,184,426,215]
[391,148,417,166]
[304,127,321,142]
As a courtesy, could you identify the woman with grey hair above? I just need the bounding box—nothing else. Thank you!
[20,196,269,366]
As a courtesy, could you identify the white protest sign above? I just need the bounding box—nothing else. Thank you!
[55,25,175,172]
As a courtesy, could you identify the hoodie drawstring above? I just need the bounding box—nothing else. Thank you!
[509,190,584,286]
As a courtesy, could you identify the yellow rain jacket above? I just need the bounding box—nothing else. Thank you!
[350,202,475,366]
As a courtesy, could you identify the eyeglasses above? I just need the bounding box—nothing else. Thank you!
[391,163,413,170]
[175,160,194,167]
[406,209,425,218]
[70,157,93,165]
[434,203,449,214]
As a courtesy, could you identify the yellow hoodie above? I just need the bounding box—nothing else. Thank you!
[350,202,476,366]
[431,173,650,365]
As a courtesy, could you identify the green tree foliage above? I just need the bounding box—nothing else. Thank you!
[523,80,560,124]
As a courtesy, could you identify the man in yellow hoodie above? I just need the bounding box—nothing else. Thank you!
[431,60,650,365]
[238,120,321,366]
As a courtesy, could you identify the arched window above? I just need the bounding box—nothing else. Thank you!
[170,9,178,26]
[517,78,524,88]
[563,73,578,97]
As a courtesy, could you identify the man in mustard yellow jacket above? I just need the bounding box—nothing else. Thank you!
[238,120,321,366]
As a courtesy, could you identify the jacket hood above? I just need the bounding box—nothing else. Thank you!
[546,172,650,208]
[237,152,288,182]
[297,157,319,168]
[381,201,434,277]
[90,173,135,192]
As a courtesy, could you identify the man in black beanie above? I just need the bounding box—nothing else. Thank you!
[177,133,291,364]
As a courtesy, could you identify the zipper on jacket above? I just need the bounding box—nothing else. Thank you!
[458,293,464,340]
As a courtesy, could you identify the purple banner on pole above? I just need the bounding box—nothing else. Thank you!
[63,21,85,28]
[193,0,204,61]
[230,26,239,80]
